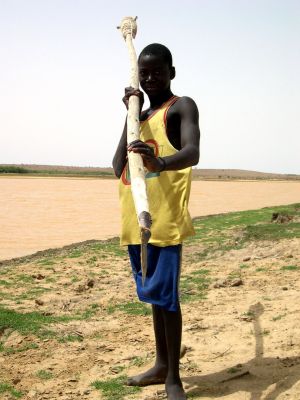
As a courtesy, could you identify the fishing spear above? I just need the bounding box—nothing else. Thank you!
[118,16,152,284]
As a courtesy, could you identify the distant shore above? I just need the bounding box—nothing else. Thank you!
[1,164,299,181]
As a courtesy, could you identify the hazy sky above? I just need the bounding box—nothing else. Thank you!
[1,0,299,174]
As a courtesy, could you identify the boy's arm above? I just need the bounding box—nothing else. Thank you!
[165,96,200,169]
[112,88,144,178]
[128,97,200,171]
[112,119,128,178]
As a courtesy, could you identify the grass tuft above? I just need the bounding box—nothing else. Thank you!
[280,265,299,271]
[36,370,54,380]
[108,301,151,316]
[92,375,141,400]
[0,382,23,398]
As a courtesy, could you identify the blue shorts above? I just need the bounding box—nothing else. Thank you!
[128,244,182,312]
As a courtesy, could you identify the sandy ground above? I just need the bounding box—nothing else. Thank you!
[1,177,300,261]
[0,225,299,399]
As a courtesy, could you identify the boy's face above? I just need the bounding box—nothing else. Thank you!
[138,54,174,97]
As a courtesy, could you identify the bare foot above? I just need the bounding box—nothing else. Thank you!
[126,365,167,387]
[165,381,187,400]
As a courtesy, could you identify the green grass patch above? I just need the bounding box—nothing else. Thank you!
[239,264,250,269]
[129,355,149,367]
[0,291,15,300]
[0,279,13,287]
[108,301,151,316]
[44,276,56,283]
[272,314,286,321]
[14,274,35,283]
[0,382,23,398]
[69,250,83,258]
[58,334,83,343]
[0,268,9,275]
[36,370,54,380]
[0,342,39,355]
[186,204,300,260]
[242,223,300,241]
[89,238,127,257]
[15,287,52,300]
[242,311,255,319]
[281,265,299,271]
[256,267,268,272]
[180,271,211,303]
[92,375,141,400]
[37,258,56,266]
[86,256,97,264]
[79,303,100,319]
[0,304,100,339]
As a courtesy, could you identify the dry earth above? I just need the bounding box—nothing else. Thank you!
[0,205,300,400]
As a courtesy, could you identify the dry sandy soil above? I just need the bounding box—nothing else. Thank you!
[1,177,300,261]
[0,203,300,400]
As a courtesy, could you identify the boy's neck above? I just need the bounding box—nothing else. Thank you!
[148,89,174,109]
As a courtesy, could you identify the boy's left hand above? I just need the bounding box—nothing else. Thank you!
[127,140,164,172]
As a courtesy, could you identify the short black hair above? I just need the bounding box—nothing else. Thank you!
[138,43,173,68]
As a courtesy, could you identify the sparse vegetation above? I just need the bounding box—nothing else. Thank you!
[92,376,141,400]
[0,164,114,177]
[1,203,300,399]
[36,370,54,380]
[281,265,299,271]
[107,301,151,316]
[0,382,23,398]
[187,203,300,261]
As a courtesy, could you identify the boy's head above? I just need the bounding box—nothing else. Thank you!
[138,43,175,96]
[138,43,173,68]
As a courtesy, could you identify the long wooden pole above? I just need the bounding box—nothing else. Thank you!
[118,17,152,284]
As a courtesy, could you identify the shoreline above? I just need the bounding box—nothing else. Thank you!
[0,237,118,267]
[0,174,299,183]
[1,205,299,265]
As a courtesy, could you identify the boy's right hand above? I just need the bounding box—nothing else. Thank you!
[122,87,144,113]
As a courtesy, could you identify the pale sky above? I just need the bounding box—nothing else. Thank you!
[1,0,299,174]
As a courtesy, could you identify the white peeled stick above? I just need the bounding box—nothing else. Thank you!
[118,16,152,284]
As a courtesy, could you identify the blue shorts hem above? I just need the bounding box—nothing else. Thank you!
[128,243,182,313]
[137,295,179,312]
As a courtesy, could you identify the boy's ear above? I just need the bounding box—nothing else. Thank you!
[170,66,176,80]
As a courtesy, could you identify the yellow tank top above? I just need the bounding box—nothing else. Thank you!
[119,95,195,246]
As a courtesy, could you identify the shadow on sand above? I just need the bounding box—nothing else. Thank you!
[183,303,300,399]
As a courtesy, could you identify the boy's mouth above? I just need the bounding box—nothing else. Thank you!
[145,86,158,91]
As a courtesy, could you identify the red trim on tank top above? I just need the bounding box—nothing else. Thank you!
[163,96,180,128]
[140,95,178,124]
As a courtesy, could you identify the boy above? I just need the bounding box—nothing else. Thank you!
[113,43,200,400]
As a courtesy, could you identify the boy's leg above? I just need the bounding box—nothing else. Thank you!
[127,304,187,399]
[162,305,187,399]
[127,304,168,386]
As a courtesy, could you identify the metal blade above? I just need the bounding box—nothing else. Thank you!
[140,226,151,286]
[139,212,152,286]
[141,242,148,286]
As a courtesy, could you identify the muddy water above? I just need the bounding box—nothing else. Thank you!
[1,176,299,260]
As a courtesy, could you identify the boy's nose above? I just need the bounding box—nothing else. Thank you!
[145,73,156,82]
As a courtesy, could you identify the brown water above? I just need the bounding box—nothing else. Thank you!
[1,176,299,260]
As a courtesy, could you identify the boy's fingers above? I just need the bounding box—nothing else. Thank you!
[130,147,155,157]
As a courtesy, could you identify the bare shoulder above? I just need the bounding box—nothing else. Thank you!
[172,96,199,118]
